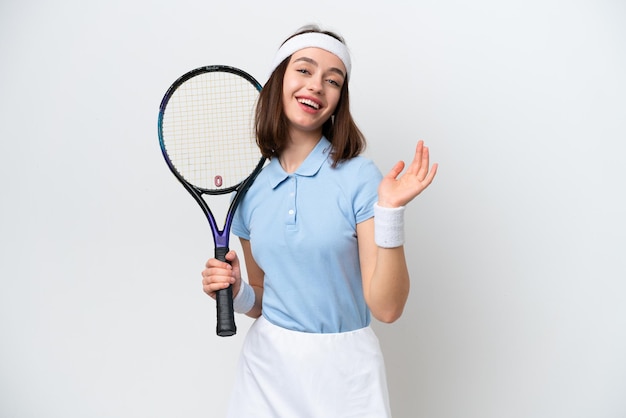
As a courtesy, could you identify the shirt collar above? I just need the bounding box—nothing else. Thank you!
[267,137,332,189]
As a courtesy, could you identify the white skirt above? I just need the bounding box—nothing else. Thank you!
[227,316,391,418]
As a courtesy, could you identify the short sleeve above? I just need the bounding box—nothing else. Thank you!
[231,199,251,240]
[353,158,382,224]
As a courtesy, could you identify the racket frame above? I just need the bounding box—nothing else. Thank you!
[157,65,264,337]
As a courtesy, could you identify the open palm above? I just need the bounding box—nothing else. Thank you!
[377,140,438,208]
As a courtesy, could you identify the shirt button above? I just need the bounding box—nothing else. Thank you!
[288,209,294,215]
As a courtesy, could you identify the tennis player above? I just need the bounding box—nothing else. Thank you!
[202,24,438,417]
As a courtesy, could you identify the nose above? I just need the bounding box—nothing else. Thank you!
[307,75,324,94]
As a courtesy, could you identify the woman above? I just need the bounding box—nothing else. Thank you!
[202,25,438,417]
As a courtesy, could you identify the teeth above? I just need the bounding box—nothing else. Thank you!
[298,98,320,109]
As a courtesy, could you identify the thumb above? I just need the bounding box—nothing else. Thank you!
[225,250,240,269]
[385,161,405,180]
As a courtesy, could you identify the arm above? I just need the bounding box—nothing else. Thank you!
[238,238,264,319]
[359,140,438,323]
[358,219,410,323]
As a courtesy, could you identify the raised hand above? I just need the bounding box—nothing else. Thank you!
[377,140,438,208]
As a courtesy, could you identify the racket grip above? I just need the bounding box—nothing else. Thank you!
[215,246,237,337]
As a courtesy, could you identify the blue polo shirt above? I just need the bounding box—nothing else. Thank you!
[232,137,382,333]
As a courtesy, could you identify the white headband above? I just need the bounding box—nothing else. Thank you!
[269,32,352,79]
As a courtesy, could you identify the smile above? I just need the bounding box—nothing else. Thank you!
[297,98,321,110]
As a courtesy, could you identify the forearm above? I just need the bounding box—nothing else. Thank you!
[367,246,410,323]
[239,237,265,319]
[358,218,410,323]
[245,286,263,318]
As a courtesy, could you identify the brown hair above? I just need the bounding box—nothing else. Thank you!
[255,25,366,167]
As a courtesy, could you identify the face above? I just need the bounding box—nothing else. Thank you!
[281,47,346,138]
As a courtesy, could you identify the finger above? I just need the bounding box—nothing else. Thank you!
[225,250,240,268]
[203,281,232,298]
[202,270,235,295]
[417,146,431,179]
[203,278,233,290]
[409,142,433,180]
[205,257,232,270]
[422,162,438,186]
[202,267,235,281]
[406,141,425,175]
[385,161,406,180]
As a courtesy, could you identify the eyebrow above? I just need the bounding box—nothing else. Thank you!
[293,56,346,79]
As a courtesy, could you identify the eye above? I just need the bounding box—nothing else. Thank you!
[326,78,341,88]
[297,68,311,75]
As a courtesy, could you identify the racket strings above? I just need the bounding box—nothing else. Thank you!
[161,71,261,191]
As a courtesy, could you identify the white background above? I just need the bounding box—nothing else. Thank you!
[1,1,625,417]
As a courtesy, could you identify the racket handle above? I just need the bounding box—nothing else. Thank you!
[215,246,237,337]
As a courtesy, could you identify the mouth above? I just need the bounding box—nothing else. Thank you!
[297,97,322,110]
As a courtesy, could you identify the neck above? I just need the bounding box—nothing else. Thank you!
[279,132,322,173]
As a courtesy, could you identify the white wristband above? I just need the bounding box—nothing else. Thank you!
[374,203,406,248]
[232,280,255,314]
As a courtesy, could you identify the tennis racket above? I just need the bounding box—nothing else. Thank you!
[158,65,264,337]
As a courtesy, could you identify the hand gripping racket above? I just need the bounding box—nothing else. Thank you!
[158,66,264,337]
